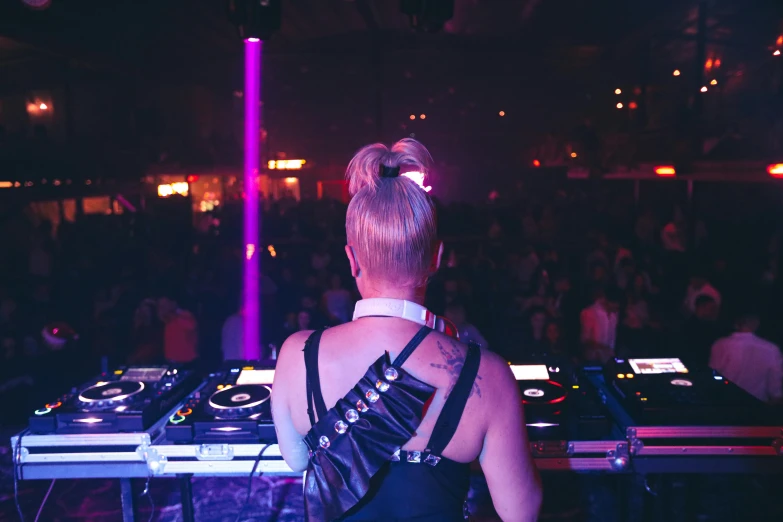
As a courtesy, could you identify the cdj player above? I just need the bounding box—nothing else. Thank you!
[596,357,772,426]
[29,365,199,434]
[511,363,610,441]
[165,363,276,443]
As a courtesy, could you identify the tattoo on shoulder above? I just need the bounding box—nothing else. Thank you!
[430,341,482,399]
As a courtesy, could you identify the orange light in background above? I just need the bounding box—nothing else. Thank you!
[0,181,12,188]
[673,69,681,76]
[777,36,783,46]
[714,58,721,68]
[268,159,305,170]
[767,164,783,177]
[284,177,298,184]
[614,88,622,95]
[774,50,781,56]
[705,58,713,69]
[532,159,541,167]
[409,114,416,120]
[700,86,708,92]
[710,79,718,86]
[616,102,624,109]
[267,245,277,258]
[39,103,48,110]
[420,114,426,120]
[628,101,638,110]
[186,175,199,183]
[655,165,676,177]
[499,110,505,117]
[157,182,189,197]
[570,152,578,158]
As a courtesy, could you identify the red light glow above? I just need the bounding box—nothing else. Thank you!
[767,164,783,177]
[628,101,638,110]
[655,165,676,177]
[186,175,199,183]
[532,159,541,167]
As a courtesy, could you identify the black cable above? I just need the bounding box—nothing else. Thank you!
[14,429,29,522]
[141,476,155,522]
[33,480,55,522]
[234,444,271,522]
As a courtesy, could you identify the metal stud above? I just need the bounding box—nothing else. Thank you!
[384,367,399,381]
[334,420,348,434]
[366,389,380,403]
[376,379,390,392]
[407,450,421,463]
[356,400,369,413]
[345,409,359,423]
[390,449,401,461]
[424,453,441,466]
[319,435,330,449]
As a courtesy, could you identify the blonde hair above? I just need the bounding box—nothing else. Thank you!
[345,138,437,287]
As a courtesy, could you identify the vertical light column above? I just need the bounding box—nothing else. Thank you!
[243,37,262,360]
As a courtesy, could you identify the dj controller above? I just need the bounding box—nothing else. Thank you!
[15,354,783,507]
[165,363,276,443]
[585,357,776,428]
[28,365,199,434]
[511,363,612,442]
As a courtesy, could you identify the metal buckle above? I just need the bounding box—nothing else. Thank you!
[407,450,421,463]
[390,449,401,461]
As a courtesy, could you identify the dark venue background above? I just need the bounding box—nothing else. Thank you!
[2,0,783,520]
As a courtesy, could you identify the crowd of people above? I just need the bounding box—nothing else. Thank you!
[1,178,782,424]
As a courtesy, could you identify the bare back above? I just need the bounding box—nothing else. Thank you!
[273,316,542,520]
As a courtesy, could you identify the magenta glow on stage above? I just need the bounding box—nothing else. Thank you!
[243,37,261,360]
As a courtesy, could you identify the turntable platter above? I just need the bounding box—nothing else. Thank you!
[79,381,145,403]
[519,380,567,405]
[208,384,271,416]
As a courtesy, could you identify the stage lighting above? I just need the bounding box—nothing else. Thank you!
[22,0,52,10]
[228,0,282,40]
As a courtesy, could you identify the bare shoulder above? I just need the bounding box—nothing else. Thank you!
[278,330,314,359]
[275,330,314,379]
[425,332,512,399]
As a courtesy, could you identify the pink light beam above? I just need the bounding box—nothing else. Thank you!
[243,38,261,360]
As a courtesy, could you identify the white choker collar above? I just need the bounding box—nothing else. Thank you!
[352,298,436,328]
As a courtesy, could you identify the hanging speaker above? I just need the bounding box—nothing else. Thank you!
[227,0,282,40]
[400,0,454,33]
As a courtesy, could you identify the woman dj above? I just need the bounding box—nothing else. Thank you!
[272,139,541,521]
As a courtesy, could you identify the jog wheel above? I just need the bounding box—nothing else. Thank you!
[206,384,271,419]
[79,381,145,407]
[519,380,567,406]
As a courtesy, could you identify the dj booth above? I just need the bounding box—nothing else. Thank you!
[11,358,783,521]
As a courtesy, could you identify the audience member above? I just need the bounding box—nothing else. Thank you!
[710,313,783,404]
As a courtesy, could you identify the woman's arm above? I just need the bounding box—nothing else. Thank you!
[479,355,542,521]
[271,330,313,472]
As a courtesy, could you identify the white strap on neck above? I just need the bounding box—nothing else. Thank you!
[352,298,435,328]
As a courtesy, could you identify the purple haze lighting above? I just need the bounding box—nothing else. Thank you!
[242,38,261,359]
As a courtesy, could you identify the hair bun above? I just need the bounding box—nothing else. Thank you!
[346,138,432,195]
